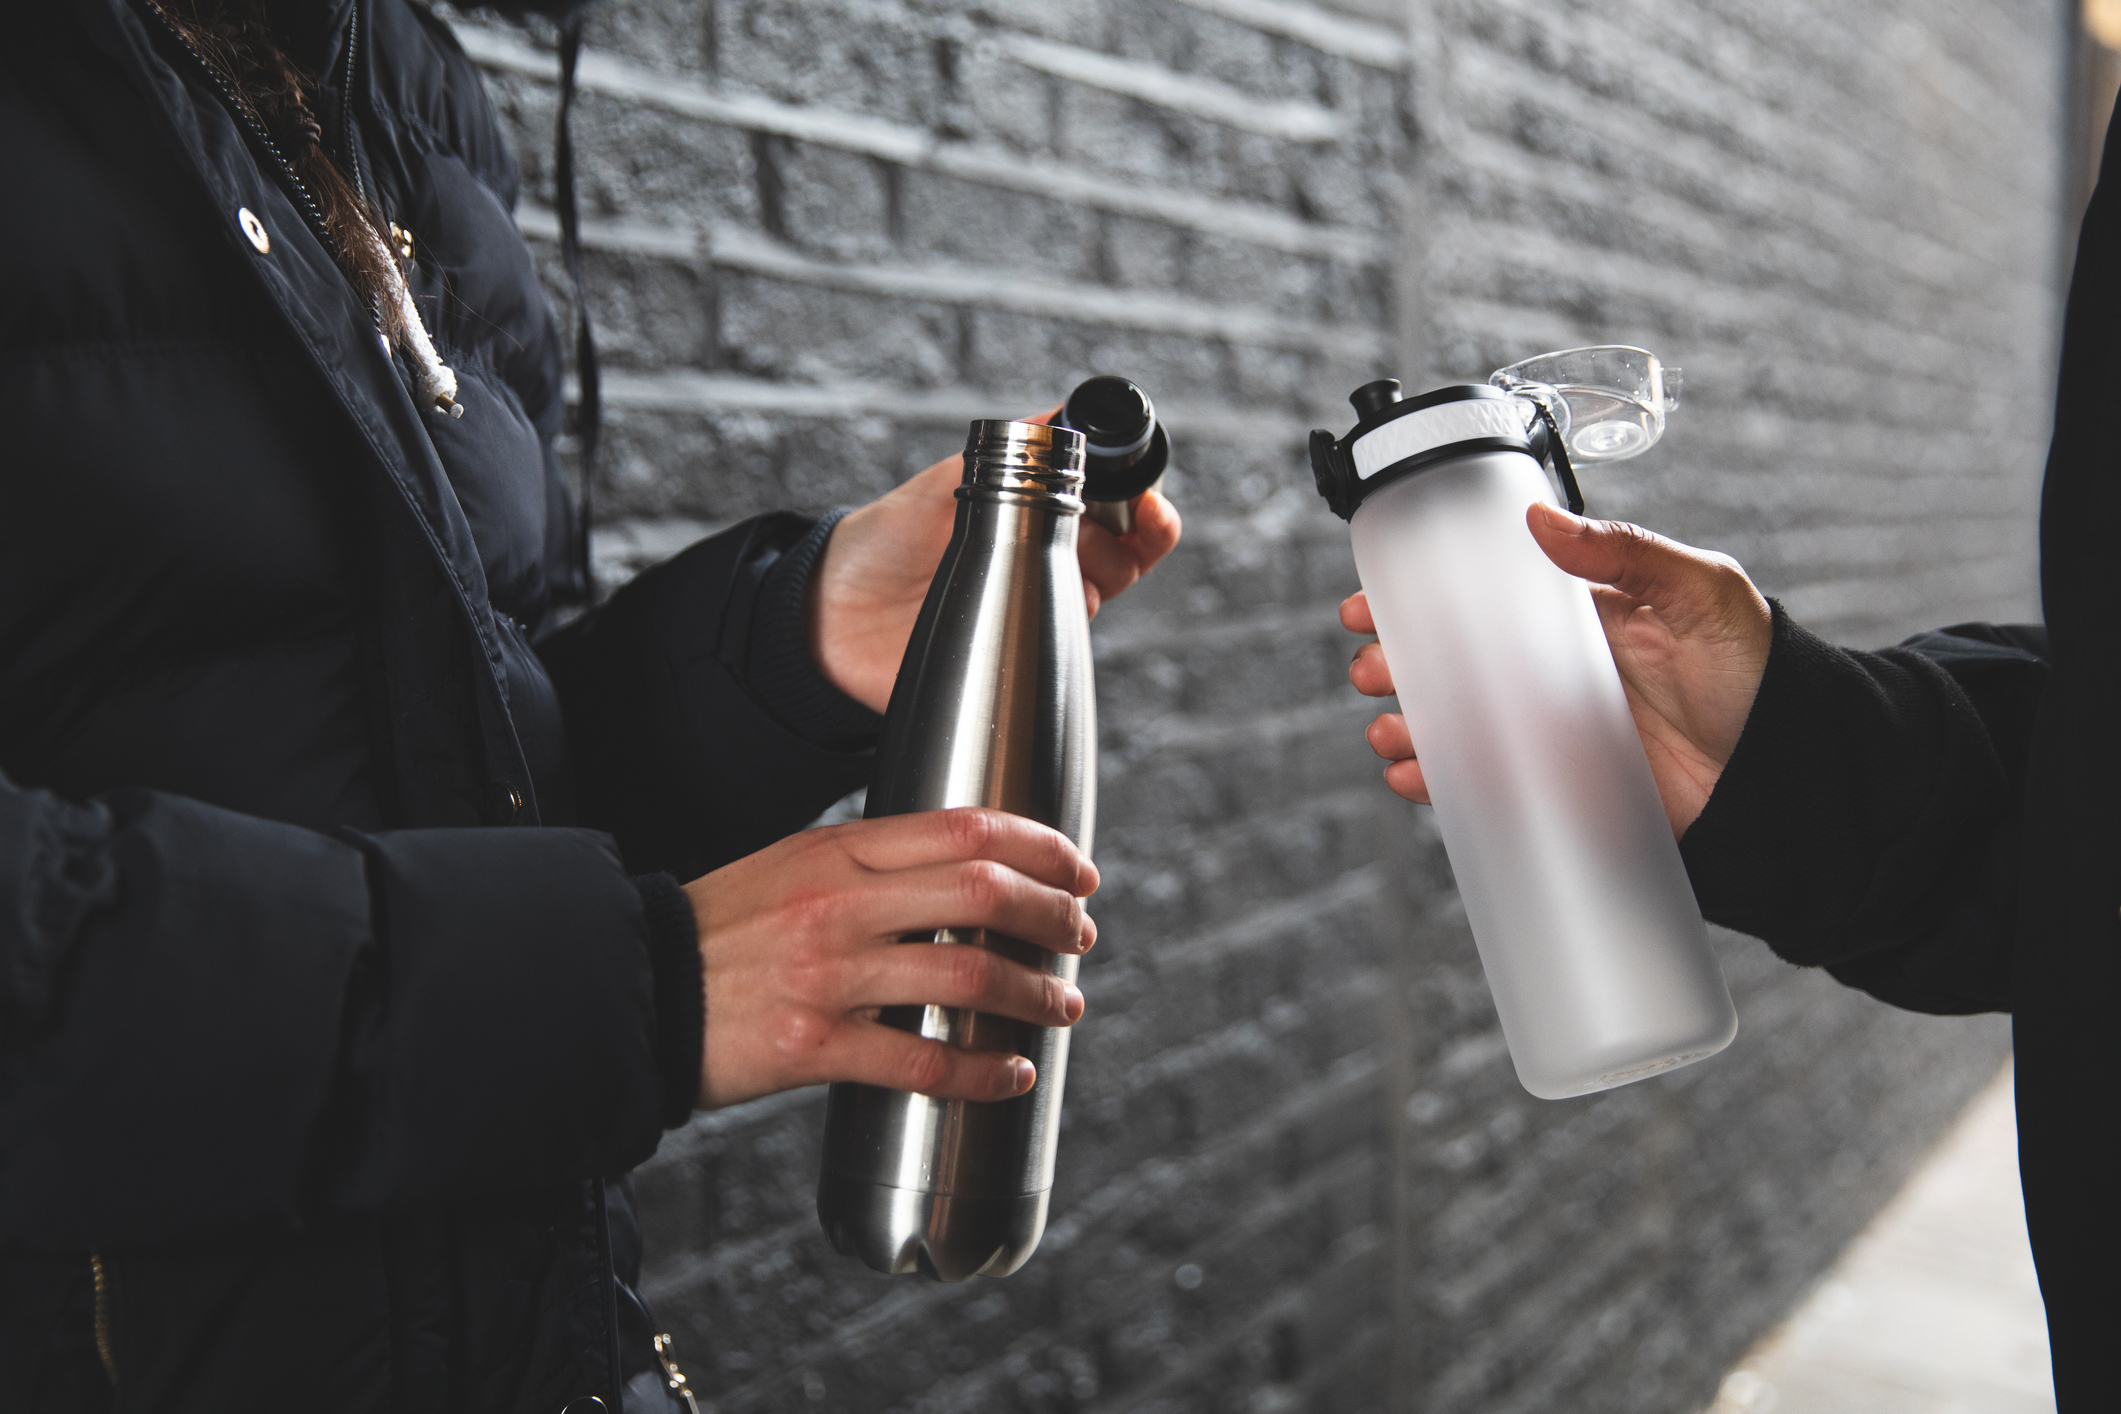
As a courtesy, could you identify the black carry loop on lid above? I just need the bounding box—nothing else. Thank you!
[1308,380,1585,522]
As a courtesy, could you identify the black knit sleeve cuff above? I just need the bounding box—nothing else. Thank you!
[1677,600,1997,963]
[1679,602,1853,944]
[746,506,887,752]
[632,871,702,1128]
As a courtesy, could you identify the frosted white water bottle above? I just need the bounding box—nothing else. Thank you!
[1308,352,1735,1099]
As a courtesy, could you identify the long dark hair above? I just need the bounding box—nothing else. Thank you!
[161,0,410,345]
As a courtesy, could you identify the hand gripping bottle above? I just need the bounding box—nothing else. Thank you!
[817,417,1096,1280]
[1308,347,1735,1099]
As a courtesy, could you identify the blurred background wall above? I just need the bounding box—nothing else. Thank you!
[447,0,2071,1409]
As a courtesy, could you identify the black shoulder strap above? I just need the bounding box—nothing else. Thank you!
[555,15,600,603]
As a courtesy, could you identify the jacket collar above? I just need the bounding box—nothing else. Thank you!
[263,0,357,77]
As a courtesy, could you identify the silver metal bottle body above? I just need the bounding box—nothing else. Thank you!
[817,420,1096,1282]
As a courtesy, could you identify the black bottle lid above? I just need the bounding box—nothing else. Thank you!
[1309,381,1550,520]
[1059,375,1169,502]
[1349,378,1402,418]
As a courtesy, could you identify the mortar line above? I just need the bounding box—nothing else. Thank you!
[1167,0,1409,68]
[513,203,1385,355]
[456,22,1383,263]
[563,366,1319,443]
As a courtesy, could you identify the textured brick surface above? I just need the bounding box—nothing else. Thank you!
[453,0,2060,1408]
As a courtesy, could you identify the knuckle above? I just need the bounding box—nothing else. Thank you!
[778,885,845,937]
[960,859,1012,912]
[945,807,998,857]
[902,1043,955,1096]
[777,954,838,1007]
[946,944,1001,998]
[768,1008,831,1059]
[1047,830,1081,884]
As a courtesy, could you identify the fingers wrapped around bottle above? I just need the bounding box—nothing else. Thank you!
[1339,592,1430,804]
[689,808,1099,1109]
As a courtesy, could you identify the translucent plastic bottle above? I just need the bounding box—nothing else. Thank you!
[1309,370,1735,1098]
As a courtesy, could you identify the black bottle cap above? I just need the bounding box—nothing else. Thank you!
[1310,381,1542,521]
[1349,379,1402,418]
[1059,375,1169,502]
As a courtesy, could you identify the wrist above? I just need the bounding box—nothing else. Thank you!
[805,503,901,714]
[803,508,859,700]
[752,508,884,746]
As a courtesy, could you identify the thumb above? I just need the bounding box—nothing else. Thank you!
[1526,502,1704,606]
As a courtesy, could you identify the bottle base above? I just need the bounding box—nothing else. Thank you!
[1516,1026,1737,1100]
[816,1174,1051,1282]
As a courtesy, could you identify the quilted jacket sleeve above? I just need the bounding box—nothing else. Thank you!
[0,776,671,1250]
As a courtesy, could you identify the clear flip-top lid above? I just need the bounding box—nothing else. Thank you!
[1488,345,1679,464]
[1308,345,1679,520]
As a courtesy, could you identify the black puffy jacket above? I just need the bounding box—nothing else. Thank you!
[0,1,874,1407]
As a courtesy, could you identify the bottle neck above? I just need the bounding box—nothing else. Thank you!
[961,419,1086,512]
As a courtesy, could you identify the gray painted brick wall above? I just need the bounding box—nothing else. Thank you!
[451,0,2058,1408]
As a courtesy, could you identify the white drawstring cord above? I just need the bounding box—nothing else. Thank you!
[373,223,463,419]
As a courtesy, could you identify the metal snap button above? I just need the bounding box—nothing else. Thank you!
[487,782,527,824]
[238,207,270,254]
[559,1400,607,1414]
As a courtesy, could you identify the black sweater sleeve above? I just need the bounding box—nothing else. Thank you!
[1678,605,2047,1015]
[539,514,880,882]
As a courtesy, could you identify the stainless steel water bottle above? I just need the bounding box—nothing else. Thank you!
[1309,369,1736,1100]
[1057,375,1167,535]
[816,418,1096,1281]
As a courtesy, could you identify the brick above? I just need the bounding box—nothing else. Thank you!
[759,139,897,260]
[717,274,963,384]
[897,170,1105,281]
[713,0,942,129]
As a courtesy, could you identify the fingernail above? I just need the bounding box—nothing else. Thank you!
[1009,1058,1036,1094]
[1062,984,1085,1022]
[1543,503,1587,533]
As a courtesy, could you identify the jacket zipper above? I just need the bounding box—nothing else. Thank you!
[90,1253,117,1388]
[340,0,366,204]
[136,0,335,251]
[136,0,387,342]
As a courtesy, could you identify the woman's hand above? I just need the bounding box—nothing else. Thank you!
[683,807,1099,1109]
[1343,503,1774,836]
[806,406,1184,714]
